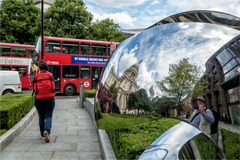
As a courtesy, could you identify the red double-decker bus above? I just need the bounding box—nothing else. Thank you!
[33,36,118,95]
[0,43,34,89]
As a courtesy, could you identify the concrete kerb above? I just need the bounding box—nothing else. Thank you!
[85,98,117,160]
[0,107,36,151]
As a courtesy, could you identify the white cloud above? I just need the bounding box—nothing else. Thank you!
[92,12,137,27]
[85,0,148,7]
[167,0,240,17]
[151,0,160,5]
[84,0,240,29]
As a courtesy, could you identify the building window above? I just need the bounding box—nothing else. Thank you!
[216,49,233,67]
[224,66,240,81]
[229,39,240,56]
[228,86,239,103]
[222,58,238,74]
[227,86,240,125]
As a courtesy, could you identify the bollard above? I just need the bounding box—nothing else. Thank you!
[79,82,84,108]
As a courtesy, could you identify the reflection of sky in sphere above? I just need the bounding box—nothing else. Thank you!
[102,22,240,97]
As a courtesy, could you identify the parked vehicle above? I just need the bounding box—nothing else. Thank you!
[0,71,22,95]
[139,121,225,160]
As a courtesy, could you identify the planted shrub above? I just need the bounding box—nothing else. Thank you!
[0,94,34,129]
[221,129,240,160]
[84,90,95,98]
[107,118,179,159]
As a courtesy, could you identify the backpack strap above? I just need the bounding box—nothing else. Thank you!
[190,111,200,122]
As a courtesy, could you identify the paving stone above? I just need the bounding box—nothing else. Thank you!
[3,142,32,151]
[50,151,102,160]
[0,151,53,160]
[28,143,77,152]
[55,136,99,143]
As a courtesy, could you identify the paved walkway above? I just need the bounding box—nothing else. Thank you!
[219,121,240,134]
[0,97,102,160]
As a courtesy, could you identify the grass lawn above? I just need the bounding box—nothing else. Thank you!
[0,129,7,136]
[221,129,240,160]
[97,113,158,130]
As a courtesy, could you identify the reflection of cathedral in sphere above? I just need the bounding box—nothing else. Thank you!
[104,61,140,111]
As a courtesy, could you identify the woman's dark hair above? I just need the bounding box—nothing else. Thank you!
[38,60,48,71]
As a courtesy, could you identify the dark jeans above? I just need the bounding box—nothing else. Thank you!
[35,98,55,136]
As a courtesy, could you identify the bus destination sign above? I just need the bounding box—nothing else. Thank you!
[72,56,108,65]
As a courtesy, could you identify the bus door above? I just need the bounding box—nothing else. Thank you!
[80,66,91,90]
[92,67,103,89]
[48,66,61,92]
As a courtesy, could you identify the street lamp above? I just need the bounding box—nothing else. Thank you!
[41,0,44,60]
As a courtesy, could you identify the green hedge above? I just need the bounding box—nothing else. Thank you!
[84,89,95,98]
[221,129,240,160]
[0,93,34,129]
[106,118,179,159]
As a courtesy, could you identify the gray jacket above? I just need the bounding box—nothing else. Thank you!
[189,109,215,135]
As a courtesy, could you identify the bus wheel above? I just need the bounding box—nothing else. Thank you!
[64,84,76,96]
[3,89,14,95]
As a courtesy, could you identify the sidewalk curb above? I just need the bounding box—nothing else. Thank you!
[0,107,36,151]
[84,98,117,160]
[98,129,117,160]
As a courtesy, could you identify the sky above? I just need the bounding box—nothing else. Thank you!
[101,23,240,97]
[83,0,240,29]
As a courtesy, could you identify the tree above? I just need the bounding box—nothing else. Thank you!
[0,0,40,44]
[192,80,208,100]
[89,18,126,42]
[127,89,150,114]
[152,96,177,117]
[158,58,201,116]
[109,82,118,101]
[44,0,92,39]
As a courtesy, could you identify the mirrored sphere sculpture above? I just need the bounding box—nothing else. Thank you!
[95,13,240,125]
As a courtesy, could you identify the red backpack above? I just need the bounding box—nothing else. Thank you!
[33,71,55,100]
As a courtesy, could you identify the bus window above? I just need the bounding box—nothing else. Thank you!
[11,66,27,77]
[92,44,106,56]
[0,66,11,70]
[12,47,26,57]
[0,46,11,56]
[62,42,79,54]
[108,45,112,56]
[63,66,79,78]
[81,43,90,55]
[80,66,90,78]
[46,41,61,53]
[28,48,35,58]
